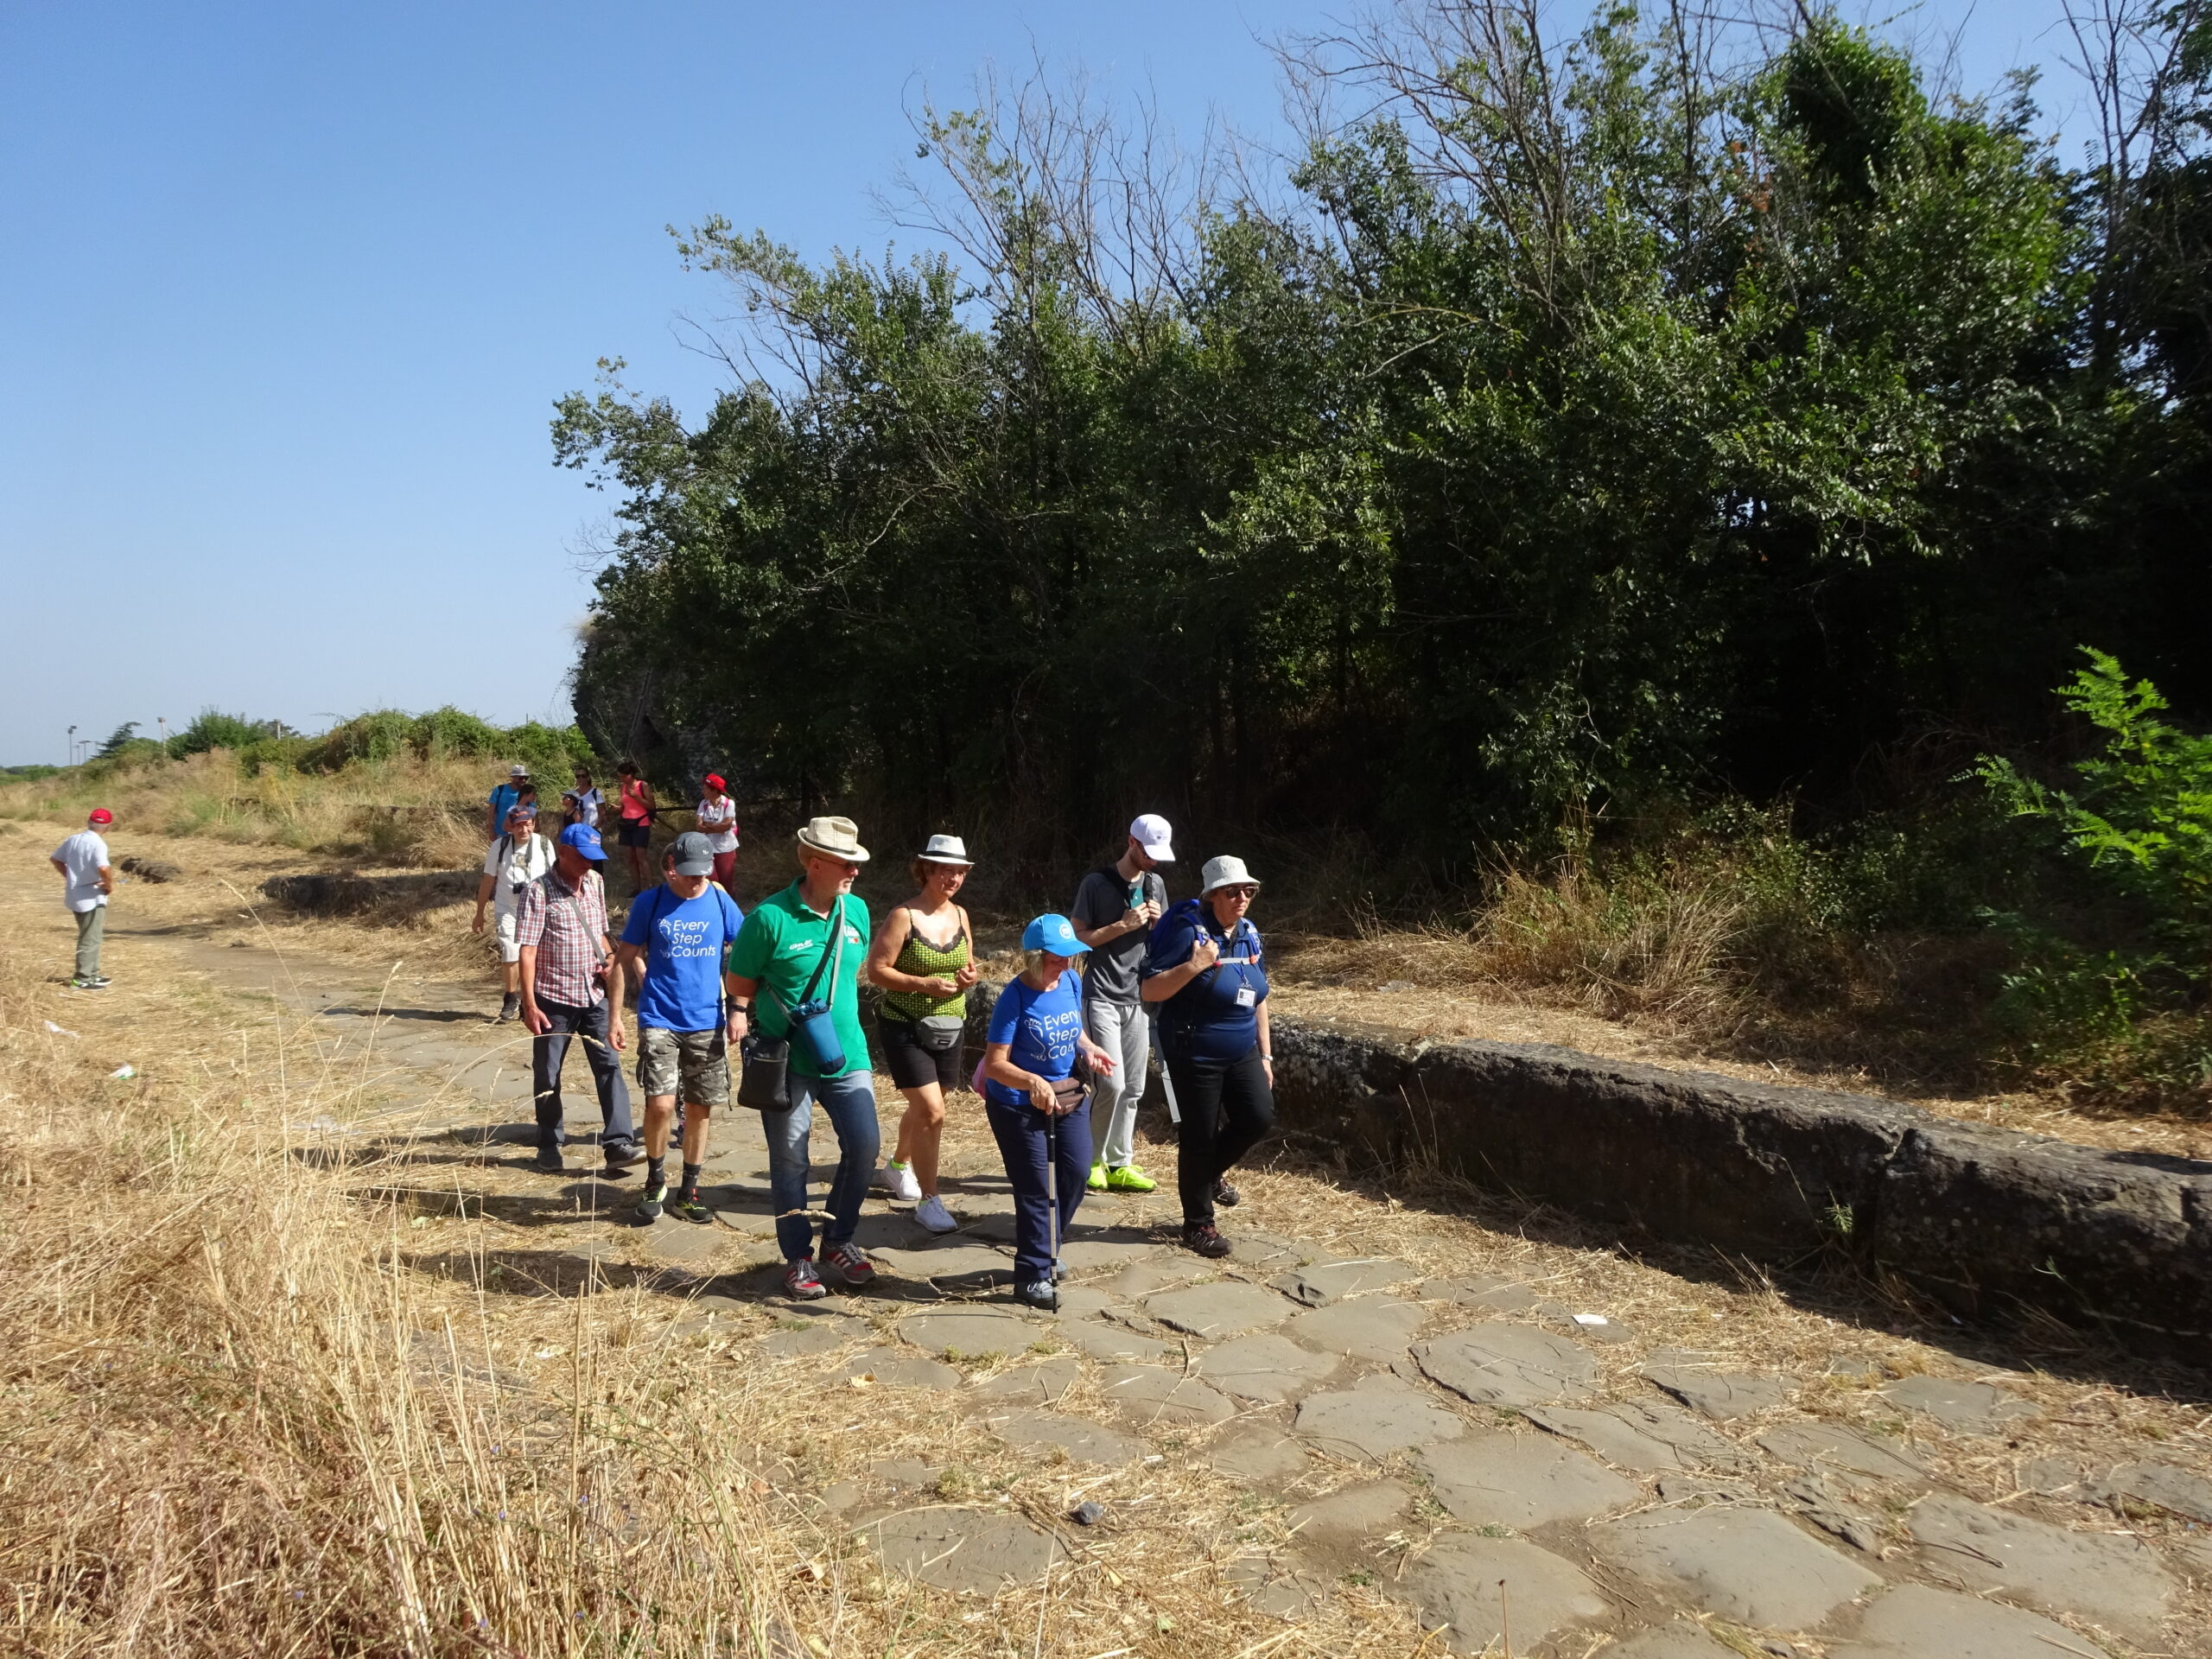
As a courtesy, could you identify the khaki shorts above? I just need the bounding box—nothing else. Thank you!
[637,1025,730,1106]
[493,906,523,964]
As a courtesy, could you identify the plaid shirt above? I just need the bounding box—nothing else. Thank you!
[513,866,610,1007]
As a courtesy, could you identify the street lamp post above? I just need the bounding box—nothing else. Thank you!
[67,725,76,767]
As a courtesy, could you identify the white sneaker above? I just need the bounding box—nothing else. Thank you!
[879,1161,923,1202]
[915,1194,957,1233]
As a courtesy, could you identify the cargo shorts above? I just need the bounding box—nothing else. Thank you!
[636,1025,730,1106]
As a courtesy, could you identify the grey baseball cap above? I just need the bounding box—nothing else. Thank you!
[669,831,716,876]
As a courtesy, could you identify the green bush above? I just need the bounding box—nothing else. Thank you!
[411,706,504,760]
[168,709,289,757]
[298,710,417,772]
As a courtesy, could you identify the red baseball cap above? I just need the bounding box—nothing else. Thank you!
[87,808,113,825]
[702,773,726,791]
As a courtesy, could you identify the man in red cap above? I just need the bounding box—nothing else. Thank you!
[50,809,116,988]
[695,773,741,899]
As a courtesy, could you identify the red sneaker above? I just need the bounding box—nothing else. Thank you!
[824,1242,875,1286]
[782,1258,827,1300]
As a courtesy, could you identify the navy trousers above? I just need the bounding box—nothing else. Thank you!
[985,1095,1093,1286]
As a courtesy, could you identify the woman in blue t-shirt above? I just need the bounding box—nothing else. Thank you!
[1140,855,1274,1259]
[982,913,1120,1310]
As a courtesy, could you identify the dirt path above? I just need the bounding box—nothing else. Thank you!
[6,830,2210,1656]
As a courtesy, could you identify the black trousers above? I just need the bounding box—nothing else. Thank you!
[531,997,637,1155]
[1165,1045,1275,1226]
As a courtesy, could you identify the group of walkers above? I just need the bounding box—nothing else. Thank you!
[490,767,1277,1309]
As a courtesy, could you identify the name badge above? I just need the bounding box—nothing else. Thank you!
[1234,987,1255,1007]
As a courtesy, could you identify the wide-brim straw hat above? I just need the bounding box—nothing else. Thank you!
[918,833,975,868]
[796,816,870,862]
[1200,854,1261,895]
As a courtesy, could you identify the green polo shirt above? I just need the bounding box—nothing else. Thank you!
[725,881,873,1079]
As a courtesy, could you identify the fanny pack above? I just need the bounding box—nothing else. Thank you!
[912,1013,964,1052]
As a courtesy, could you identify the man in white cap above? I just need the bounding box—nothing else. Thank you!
[1069,812,1174,1193]
[725,816,879,1300]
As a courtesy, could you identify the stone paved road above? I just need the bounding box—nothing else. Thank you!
[180,929,2212,1658]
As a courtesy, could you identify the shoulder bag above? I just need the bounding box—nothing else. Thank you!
[737,897,848,1111]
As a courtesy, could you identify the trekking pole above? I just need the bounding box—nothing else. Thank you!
[1044,1102,1061,1284]
[1149,1011,1180,1125]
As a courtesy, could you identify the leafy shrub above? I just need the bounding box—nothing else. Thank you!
[168,709,290,758]
[411,707,503,760]
[298,710,417,772]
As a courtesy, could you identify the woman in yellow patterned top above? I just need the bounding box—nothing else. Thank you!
[866,834,980,1232]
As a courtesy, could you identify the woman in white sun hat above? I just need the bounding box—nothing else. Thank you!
[867,834,981,1233]
[1140,854,1274,1258]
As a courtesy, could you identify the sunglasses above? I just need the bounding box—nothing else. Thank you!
[1218,885,1258,899]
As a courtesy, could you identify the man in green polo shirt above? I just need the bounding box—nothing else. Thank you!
[726,815,879,1300]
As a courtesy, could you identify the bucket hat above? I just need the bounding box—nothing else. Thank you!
[918,833,975,868]
[1199,855,1261,896]
[796,816,870,863]
[669,831,716,876]
[509,763,530,779]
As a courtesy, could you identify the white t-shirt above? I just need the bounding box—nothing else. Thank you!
[573,787,602,827]
[54,830,111,912]
[696,796,738,854]
[481,832,555,912]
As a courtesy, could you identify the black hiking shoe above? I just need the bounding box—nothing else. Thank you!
[1212,1178,1241,1208]
[634,1179,666,1223]
[1181,1222,1231,1259]
[670,1185,711,1224]
[533,1147,566,1175]
[495,993,520,1023]
[601,1143,643,1175]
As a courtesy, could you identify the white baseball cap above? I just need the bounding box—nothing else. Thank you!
[1129,813,1175,861]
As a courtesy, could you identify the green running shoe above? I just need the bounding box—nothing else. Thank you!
[1103,1163,1158,1192]
[670,1185,711,1224]
[634,1179,666,1223]
[1085,1161,1109,1192]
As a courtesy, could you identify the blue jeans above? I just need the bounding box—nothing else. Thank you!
[765,1070,880,1262]
[985,1095,1093,1286]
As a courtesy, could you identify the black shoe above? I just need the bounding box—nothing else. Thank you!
[1213,1178,1241,1208]
[533,1147,566,1175]
[634,1179,666,1222]
[1181,1222,1231,1258]
[1013,1281,1059,1312]
[670,1185,711,1224]
[601,1143,644,1171]
[495,994,520,1023]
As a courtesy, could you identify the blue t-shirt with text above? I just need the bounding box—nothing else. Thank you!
[984,973,1084,1109]
[621,883,745,1031]
[1141,900,1268,1063]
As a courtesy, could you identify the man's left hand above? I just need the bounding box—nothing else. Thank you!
[608,1020,627,1052]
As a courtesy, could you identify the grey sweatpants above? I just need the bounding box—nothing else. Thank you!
[1082,995,1151,1169]
[73,906,105,980]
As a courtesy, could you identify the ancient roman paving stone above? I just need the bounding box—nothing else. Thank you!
[869,1240,1014,1282]
[1904,1491,2176,1642]
[1287,1478,1413,1541]
[868,1458,940,1490]
[1223,1555,1325,1619]
[1112,1257,1215,1297]
[1421,1274,1542,1313]
[1755,1422,1927,1484]
[1097,1363,1237,1427]
[969,1357,1082,1403]
[1294,1388,1468,1461]
[1044,1283,1119,1319]
[1413,1322,1599,1408]
[641,1220,727,1263]
[1879,1375,2036,1433]
[830,1348,962,1390]
[1779,1475,1883,1553]
[1829,1583,2107,1659]
[1054,1234,1165,1273]
[1642,1357,1791,1420]
[1606,1628,1745,1659]
[869,1509,1058,1596]
[1052,1318,1175,1364]
[1611,1400,1752,1471]
[1191,1332,1342,1404]
[1208,1427,1313,1484]
[1224,1231,1305,1268]
[1403,1535,1611,1656]
[1141,1281,1297,1338]
[2020,1456,2087,1495]
[1268,1255,1416,1306]
[982,1409,1145,1467]
[2099,1460,2212,1522]
[1416,1431,1641,1529]
[763,1311,869,1358]
[1590,1507,1881,1629]
[895,1308,1039,1359]
[1283,1298,1431,1362]
[1526,1406,1689,1473]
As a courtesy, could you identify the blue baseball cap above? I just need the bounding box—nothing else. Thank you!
[1023,912,1084,958]
[558,823,607,861]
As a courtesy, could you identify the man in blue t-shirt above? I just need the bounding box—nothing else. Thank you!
[613,831,745,1223]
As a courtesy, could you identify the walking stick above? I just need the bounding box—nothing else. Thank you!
[1149,1010,1180,1125]
[1044,1102,1062,1285]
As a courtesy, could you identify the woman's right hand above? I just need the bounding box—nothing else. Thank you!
[1027,1074,1058,1113]
[1188,934,1221,972]
[918,975,959,1000]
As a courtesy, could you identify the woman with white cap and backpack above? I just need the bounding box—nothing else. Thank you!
[867,833,981,1233]
[1140,855,1275,1257]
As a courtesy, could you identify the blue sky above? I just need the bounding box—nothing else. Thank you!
[0,1,2084,764]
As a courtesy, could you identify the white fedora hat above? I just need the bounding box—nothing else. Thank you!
[795,816,870,862]
[917,833,975,868]
[1199,854,1261,895]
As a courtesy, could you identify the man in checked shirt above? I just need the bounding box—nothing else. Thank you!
[516,823,645,1178]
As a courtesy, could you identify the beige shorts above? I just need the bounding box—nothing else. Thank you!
[493,906,523,964]
[637,1025,730,1106]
